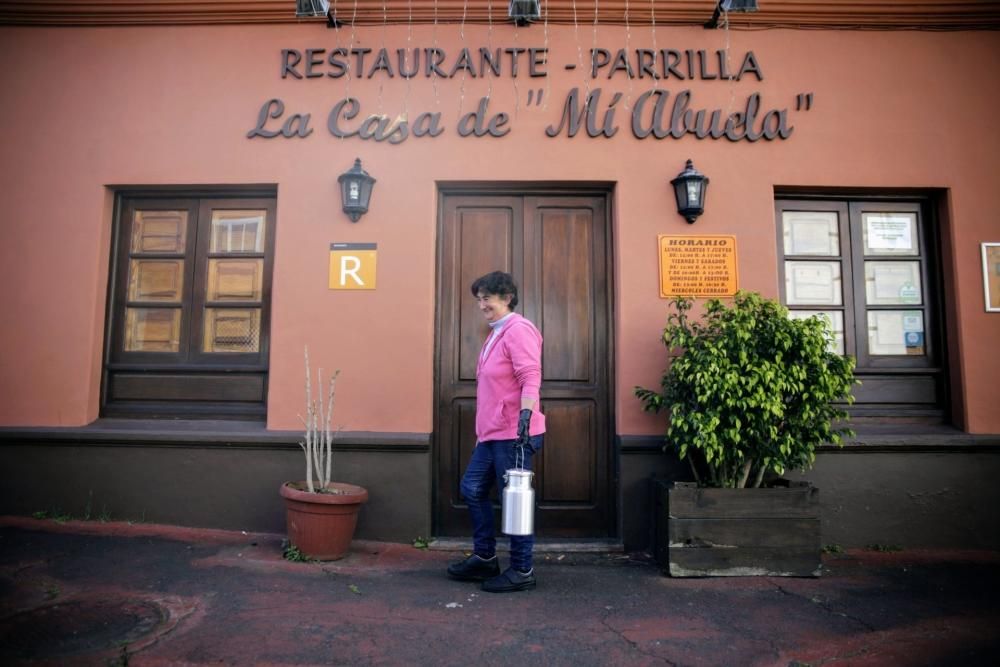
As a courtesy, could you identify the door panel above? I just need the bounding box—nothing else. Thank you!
[538,400,596,503]
[436,191,613,538]
[540,208,594,382]
[456,204,518,380]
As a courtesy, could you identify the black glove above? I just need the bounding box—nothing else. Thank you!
[517,409,532,447]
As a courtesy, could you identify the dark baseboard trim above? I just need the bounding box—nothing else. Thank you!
[5,424,999,454]
[0,420,430,452]
[618,435,667,453]
[618,429,1000,454]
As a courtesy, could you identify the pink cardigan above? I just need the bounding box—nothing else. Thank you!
[475,313,546,442]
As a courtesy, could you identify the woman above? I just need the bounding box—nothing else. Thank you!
[446,271,545,593]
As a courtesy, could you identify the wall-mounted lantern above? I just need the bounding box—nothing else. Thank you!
[338,158,376,222]
[509,0,541,26]
[670,159,710,224]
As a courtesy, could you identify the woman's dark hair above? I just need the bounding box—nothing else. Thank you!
[470,271,519,310]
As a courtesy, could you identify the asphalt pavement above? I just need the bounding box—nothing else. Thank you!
[1,516,999,666]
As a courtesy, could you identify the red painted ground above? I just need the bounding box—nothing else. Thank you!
[1,516,998,666]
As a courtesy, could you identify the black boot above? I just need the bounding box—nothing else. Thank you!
[447,554,500,581]
[482,567,536,593]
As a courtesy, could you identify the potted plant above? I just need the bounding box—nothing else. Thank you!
[635,292,856,577]
[279,347,368,561]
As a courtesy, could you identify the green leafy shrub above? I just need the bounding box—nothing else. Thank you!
[635,292,857,488]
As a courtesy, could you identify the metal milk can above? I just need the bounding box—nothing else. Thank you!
[501,468,535,536]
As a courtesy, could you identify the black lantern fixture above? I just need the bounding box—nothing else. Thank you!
[338,158,376,222]
[509,0,541,26]
[670,159,710,224]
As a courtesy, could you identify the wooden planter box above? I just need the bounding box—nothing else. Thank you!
[652,480,822,577]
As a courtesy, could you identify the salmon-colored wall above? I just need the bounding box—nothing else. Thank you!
[0,24,998,433]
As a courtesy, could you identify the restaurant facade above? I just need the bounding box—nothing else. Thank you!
[1,0,999,551]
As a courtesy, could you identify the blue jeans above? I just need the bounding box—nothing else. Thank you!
[460,435,543,572]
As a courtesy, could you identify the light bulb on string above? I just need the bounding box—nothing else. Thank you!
[331,1,347,142]
[431,0,441,108]
[485,0,494,105]
[650,0,659,92]
[721,7,737,118]
[457,0,469,117]
[511,6,522,119]
[540,0,550,110]
[376,0,387,120]
[401,0,414,124]
[345,0,358,116]
[623,0,633,111]
[572,0,585,97]
[590,0,600,104]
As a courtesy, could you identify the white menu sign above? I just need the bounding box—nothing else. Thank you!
[867,215,913,251]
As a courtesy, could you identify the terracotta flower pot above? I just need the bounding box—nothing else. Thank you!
[280,481,369,561]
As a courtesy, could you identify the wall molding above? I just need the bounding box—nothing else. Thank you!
[0,421,430,452]
[3,425,998,454]
[1,1,998,30]
[618,431,1000,454]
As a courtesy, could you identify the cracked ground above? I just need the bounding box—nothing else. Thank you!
[1,522,999,666]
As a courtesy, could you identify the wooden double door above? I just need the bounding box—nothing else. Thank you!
[435,189,614,537]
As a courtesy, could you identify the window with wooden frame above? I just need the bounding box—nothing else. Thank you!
[103,191,276,420]
[776,196,947,422]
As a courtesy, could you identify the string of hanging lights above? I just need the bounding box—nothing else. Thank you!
[540,0,550,109]
[295,0,758,148]
[402,0,415,122]
[649,0,658,91]
[376,0,388,118]
[623,0,633,109]
[485,0,495,104]
[432,0,441,108]
[510,1,522,117]
[13,2,1000,30]
[457,0,469,115]
[307,2,744,26]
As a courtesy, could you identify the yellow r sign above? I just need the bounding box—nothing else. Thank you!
[329,243,377,290]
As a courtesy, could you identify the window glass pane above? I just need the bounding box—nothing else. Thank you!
[867,310,925,356]
[782,211,839,256]
[124,308,180,352]
[788,310,845,355]
[128,260,184,302]
[785,261,843,305]
[203,308,260,353]
[865,261,922,306]
[207,259,262,302]
[210,210,266,253]
[862,212,919,256]
[131,210,187,253]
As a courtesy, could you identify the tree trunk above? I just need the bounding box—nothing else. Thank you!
[737,459,753,489]
[752,463,767,489]
[688,456,701,486]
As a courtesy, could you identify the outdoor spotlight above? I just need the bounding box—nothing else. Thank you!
[670,160,709,224]
[338,158,376,222]
[722,0,759,11]
[295,0,342,27]
[705,0,759,28]
[295,0,328,18]
[509,0,541,26]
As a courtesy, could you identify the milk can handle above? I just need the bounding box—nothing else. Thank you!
[503,442,527,485]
